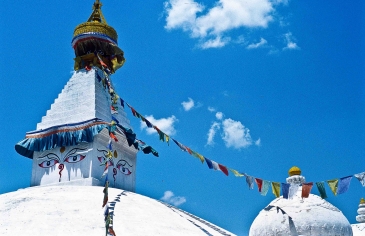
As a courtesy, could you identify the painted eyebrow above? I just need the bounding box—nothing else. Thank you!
[117,159,133,167]
[38,153,60,161]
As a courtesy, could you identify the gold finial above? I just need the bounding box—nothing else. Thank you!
[87,0,107,24]
[288,166,301,176]
[360,198,365,204]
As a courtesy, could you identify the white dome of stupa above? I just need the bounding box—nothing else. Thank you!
[249,167,353,236]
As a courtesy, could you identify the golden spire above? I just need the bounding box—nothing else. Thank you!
[360,198,365,204]
[87,0,108,24]
[288,166,301,176]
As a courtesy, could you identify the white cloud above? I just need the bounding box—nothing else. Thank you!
[208,106,216,112]
[215,112,223,120]
[200,35,230,49]
[247,37,267,49]
[181,97,195,111]
[140,115,178,136]
[160,191,186,206]
[164,0,276,48]
[221,118,253,149]
[283,32,299,50]
[207,122,220,146]
[255,138,261,146]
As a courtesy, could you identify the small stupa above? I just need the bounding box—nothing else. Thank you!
[249,167,353,235]
[352,198,365,235]
[15,0,138,191]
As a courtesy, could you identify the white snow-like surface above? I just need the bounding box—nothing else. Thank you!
[351,223,365,236]
[249,186,353,236]
[0,185,234,236]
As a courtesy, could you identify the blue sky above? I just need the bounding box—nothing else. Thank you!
[0,0,364,235]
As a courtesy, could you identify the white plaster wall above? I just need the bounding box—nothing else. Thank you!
[37,68,131,130]
[31,129,137,191]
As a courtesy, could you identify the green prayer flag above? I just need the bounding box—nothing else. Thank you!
[326,179,339,196]
[316,181,328,199]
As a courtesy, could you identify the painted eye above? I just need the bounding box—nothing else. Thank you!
[39,159,59,168]
[117,164,132,175]
[64,154,85,163]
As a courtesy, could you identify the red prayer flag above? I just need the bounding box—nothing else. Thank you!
[109,132,118,142]
[302,182,313,198]
[218,164,229,176]
[255,178,263,192]
[185,147,192,155]
[131,107,137,117]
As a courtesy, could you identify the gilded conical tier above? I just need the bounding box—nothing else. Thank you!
[71,0,125,73]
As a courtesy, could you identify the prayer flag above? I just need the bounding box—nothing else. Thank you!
[337,176,352,195]
[109,132,118,142]
[172,138,188,152]
[108,227,116,236]
[261,180,270,196]
[245,175,254,190]
[204,157,214,169]
[107,139,112,151]
[120,98,125,108]
[191,150,205,164]
[185,147,192,155]
[230,169,244,177]
[271,182,281,197]
[96,73,102,82]
[255,178,263,192]
[354,172,365,187]
[101,162,109,177]
[154,127,165,142]
[288,184,299,199]
[165,134,170,145]
[326,179,339,196]
[316,182,328,199]
[211,160,219,171]
[103,204,109,221]
[301,182,313,198]
[131,107,137,117]
[111,116,119,124]
[218,164,229,176]
[282,183,290,199]
[145,119,153,128]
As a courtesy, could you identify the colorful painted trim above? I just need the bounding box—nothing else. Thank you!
[72,32,118,48]
[15,118,109,159]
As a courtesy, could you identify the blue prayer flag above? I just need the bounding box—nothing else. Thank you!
[337,176,352,195]
[204,157,213,169]
[282,183,290,199]
[120,98,125,108]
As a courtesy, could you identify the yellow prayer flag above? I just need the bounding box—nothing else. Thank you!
[326,179,339,196]
[165,135,170,145]
[271,182,281,198]
[229,169,244,177]
[191,150,205,164]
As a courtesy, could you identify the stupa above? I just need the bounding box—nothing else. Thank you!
[249,167,353,235]
[352,198,365,235]
[4,1,236,235]
[15,0,138,191]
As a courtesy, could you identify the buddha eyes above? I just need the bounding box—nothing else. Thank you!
[39,159,59,168]
[64,154,85,163]
[116,160,132,175]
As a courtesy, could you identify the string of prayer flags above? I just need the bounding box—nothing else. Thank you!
[230,169,244,177]
[326,179,339,196]
[316,182,328,199]
[255,178,263,192]
[261,180,270,196]
[245,174,254,190]
[337,176,352,195]
[271,182,281,197]
[301,182,313,198]
[354,172,365,186]
[288,184,299,199]
[282,183,290,199]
